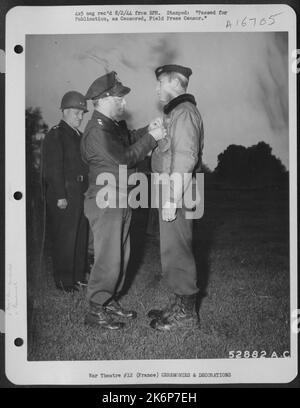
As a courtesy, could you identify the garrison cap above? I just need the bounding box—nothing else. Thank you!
[85,71,131,100]
[60,91,88,112]
[155,64,192,80]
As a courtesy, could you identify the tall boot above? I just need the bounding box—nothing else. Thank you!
[150,294,199,331]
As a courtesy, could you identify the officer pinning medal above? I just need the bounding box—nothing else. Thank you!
[81,71,167,330]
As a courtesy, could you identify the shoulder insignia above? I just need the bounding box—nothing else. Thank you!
[97,119,103,126]
[52,125,60,130]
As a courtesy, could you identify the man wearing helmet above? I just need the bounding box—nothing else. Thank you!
[43,91,89,292]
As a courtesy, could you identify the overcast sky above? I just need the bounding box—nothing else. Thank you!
[26,32,288,170]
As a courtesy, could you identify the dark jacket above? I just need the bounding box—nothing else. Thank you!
[43,120,88,200]
[80,110,156,198]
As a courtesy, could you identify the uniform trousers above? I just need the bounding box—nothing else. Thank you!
[84,196,132,305]
[158,207,198,296]
[46,181,88,287]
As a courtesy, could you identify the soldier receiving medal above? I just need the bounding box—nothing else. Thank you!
[148,64,204,331]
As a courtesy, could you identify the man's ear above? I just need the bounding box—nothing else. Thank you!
[173,77,181,90]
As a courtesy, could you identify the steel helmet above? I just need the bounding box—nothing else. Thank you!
[60,91,88,112]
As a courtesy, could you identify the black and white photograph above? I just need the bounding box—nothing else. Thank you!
[4,4,297,385]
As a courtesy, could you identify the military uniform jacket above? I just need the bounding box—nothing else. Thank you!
[151,93,204,204]
[43,120,88,200]
[80,110,157,198]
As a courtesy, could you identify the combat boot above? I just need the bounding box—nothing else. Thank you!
[150,294,199,331]
[147,294,178,320]
[104,298,137,319]
[84,301,125,330]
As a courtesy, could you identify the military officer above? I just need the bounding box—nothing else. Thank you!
[81,71,166,330]
[148,64,204,331]
[43,91,89,292]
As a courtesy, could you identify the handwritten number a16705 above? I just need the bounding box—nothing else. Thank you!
[226,13,283,29]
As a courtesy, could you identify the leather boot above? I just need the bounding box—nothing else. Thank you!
[85,301,125,330]
[147,294,178,320]
[150,294,199,331]
[103,298,137,319]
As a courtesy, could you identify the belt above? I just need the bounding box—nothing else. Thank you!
[76,175,84,182]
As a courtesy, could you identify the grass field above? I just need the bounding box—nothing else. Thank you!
[27,185,290,361]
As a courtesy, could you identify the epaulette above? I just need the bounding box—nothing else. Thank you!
[84,119,99,134]
[47,124,62,139]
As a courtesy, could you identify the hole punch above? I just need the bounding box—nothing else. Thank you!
[13,191,23,200]
[14,45,23,54]
[14,338,24,347]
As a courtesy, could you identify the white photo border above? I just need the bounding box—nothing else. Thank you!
[5,4,298,385]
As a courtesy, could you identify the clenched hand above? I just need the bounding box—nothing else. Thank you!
[148,117,163,131]
[149,125,167,141]
[162,201,177,222]
[57,198,68,209]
